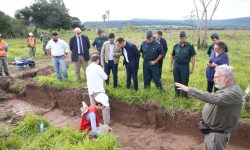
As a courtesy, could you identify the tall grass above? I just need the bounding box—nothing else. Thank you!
[0,114,118,150]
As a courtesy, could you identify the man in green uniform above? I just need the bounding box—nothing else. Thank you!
[40,32,50,55]
[140,31,164,90]
[175,65,243,150]
[170,31,196,97]
[92,29,108,53]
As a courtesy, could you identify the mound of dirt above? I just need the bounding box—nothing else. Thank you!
[0,77,10,91]
[17,66,54,79]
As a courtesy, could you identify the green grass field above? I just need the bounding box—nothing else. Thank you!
[5,30,250,119]
[0,115,118,150]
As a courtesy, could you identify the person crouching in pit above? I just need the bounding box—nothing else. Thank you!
[79,93,112,138]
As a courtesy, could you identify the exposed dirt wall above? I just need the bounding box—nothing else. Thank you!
[21,84,250,148]
[22,83,88,116]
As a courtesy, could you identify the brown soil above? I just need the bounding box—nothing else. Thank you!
[16,65,54,79]
[1,84,250,150]
[22,83,89,116]
[111,101,250,150]
[8,56,53,78]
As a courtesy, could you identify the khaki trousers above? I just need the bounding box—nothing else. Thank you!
[0,56,8,74]
[89,92,110,125]
[74,55,88,81]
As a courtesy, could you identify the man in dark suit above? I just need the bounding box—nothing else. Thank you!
[69,27,90,81]
[156,31,168,79]
[116,38,140,90]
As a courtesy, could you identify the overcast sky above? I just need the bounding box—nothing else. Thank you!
[0,0,249,22]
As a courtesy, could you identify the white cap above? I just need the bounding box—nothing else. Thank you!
[29,32,33,36]
[95,93,109,107]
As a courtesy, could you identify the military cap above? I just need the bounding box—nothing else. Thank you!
[180,31,186,37]
[211,33,219,39]
[146,31,153,38]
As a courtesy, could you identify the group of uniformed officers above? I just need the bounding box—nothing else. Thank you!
[93,30,196,97]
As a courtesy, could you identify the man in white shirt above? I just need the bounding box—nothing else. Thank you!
[86,53,110,125]
[46,32,70,81]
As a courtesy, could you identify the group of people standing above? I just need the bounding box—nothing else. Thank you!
[96,30,169,91]
[0,29,245,150]
[0,29,230,98]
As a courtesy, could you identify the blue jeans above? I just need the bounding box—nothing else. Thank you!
[52,57,68,81]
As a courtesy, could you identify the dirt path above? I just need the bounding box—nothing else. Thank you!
[1,99,249,150]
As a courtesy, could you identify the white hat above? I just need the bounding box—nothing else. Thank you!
[95,93,109,107]
[29,32,33,36]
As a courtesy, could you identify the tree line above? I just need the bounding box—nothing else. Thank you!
[0,0,83,38]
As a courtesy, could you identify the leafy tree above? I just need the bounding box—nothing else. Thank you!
[102,14,107,28]
[71,17,84,29]
[15,7,32,26]
[0,11,12,33]
[15,0,73,30]
[0,11,28,38]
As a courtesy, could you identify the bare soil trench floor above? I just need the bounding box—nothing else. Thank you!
[1,95,250,150]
